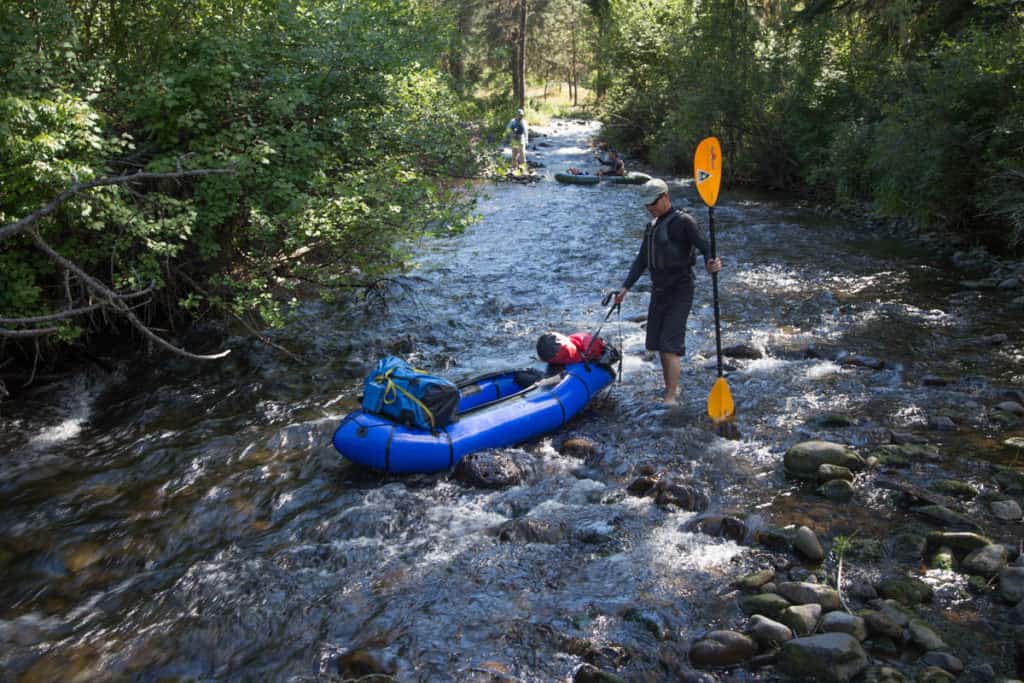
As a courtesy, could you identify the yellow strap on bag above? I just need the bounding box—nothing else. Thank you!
[377,367,437,431]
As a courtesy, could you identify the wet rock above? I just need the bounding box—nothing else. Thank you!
[927,416,957,432]
[996,401,1024,417]
[779,603,821,636]
[747,614,793,648]
[859,665,910,683]
[722,343,764,359]
[336,649,396,678]
[820,612,867,641]
[573,519,617,544]
[994,466,1024,493]
[775,582,842,611]
[809,413,856,428]
[979,333,1009,346]
[876,577,933,605]
[777,633,869,682]
[889,430,930,445]
[860,609,904,640]
[818,479,854,501]
[929,479,978,498]
[493,518,566,544]
[907,619,947,651]
[992,499,1023,521]
[685,515,746,542]
[454,452,526,489]
[848,580,878,602]
[884,529,928,563]
[921,376,948,387]
[926,531,992,553]
[840,354,885,370]
[793,526,825,563]
[735,569,776,592]
[962,543,1009,577]
[654,480,709,512]
[920,651,964,675]
[689,630,757,668]
[1000,565,1024,603]
[914,505,979,530]
[559,437,598,458]
[918,666,956,683]
[818,464,855,482]
[784,441,865,481]
[871,599,912,628]
[755,528,792,553]
[623,607,671,641]
[739,593,792,620]
[625,476,657,496]
[572,663,625,683]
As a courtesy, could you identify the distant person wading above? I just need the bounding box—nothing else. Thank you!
[505,108,529,175]
[614,178,723,405]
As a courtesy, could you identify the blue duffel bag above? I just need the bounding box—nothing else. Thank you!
[361,356,459,432]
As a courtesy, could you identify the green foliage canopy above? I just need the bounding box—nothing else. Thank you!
[0,0,481,355]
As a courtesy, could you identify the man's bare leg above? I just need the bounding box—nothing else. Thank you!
[659,351,681,404]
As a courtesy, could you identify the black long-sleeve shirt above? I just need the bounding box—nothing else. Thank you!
[622,207,711,293]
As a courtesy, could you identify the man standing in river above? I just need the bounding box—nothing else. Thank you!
[505,108,529,175]
[614,178,722,405]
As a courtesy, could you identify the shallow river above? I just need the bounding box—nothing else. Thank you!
[1,120,1022,681]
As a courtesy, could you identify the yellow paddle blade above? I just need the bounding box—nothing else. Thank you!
[707,376,735,423]
[694,137,722,207]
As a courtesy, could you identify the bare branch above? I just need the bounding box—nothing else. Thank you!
[0,326,61,338]
[0,303,105,325]
[0,166,233,241]
[172,268,299,361]
[27,229,230,361]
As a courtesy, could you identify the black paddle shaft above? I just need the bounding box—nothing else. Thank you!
[708,206,724,377]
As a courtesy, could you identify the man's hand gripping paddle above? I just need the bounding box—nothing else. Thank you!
[694,137,734,423]
[582,292,622,381]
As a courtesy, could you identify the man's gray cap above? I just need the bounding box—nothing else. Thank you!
[639,178,669,204]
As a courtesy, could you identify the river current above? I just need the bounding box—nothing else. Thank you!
[1,120,1021,681]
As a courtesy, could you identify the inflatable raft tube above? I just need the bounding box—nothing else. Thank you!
[554,172,600,185]
[332,362,615,473]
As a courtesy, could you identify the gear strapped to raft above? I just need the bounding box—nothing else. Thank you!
[361,356,459,432]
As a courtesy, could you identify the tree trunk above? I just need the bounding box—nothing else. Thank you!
[515,0,528,108]
[571,13,578,106]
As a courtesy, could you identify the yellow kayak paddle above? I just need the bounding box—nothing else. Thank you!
[694,136,734,423]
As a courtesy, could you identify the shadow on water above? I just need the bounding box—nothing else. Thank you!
[1,119,1022,680]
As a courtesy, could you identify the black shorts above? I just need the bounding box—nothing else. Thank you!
[645,287,694,355]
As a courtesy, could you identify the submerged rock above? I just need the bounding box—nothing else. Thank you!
[875,576,933,605]
[453,452,527,488]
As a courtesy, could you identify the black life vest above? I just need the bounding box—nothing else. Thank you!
[647,209,696,271]
[510,118,525,137]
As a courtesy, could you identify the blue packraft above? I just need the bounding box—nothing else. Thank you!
[361,356,459,432]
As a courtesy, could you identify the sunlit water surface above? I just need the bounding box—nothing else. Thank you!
[1,120,1021,681]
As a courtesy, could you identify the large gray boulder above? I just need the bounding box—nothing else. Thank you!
[784,441,865,481]
[775,581,841,611]
[777,633,869,682]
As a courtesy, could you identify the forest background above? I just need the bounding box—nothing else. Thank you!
[1,0,1022,390]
